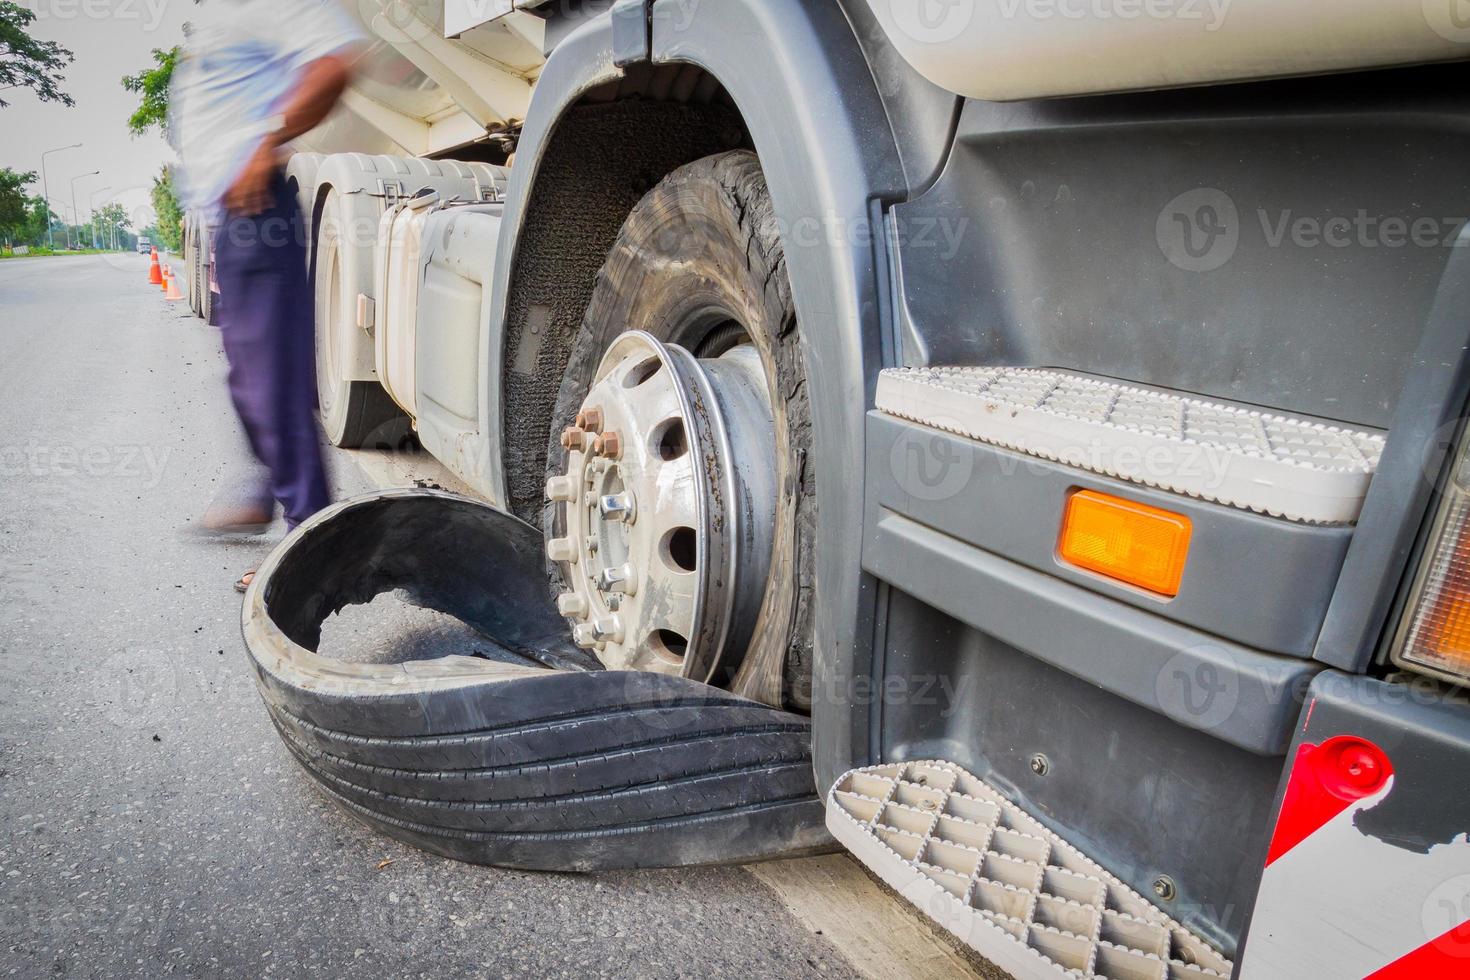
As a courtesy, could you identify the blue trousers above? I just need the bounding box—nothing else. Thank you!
[213,174,330,529]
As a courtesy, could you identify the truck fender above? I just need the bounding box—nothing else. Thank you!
[481,1,907,786]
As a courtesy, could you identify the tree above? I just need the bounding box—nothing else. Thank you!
[150,165,183,252]
[0,1,74,108]
[122,46,178,137]
[93,201,130,248]
[22,195,53,246]
[0,166,35,244]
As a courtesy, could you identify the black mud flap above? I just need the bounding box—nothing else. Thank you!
[240,489,832,871]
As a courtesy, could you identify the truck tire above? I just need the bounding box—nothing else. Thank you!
[186,221,202,317]
[313,190,407,448]
[201,250,214,326]
[242,489,831,870]
[548,151,815,710]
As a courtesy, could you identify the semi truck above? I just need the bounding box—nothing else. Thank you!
[206,2,1470,976]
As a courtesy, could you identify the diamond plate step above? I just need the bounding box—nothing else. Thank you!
[875,367,1385,524]
[827,761,1233,980]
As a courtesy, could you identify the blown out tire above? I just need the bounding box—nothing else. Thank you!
[313,191,407,448]
[548,150,815,710]
[242,490,831,870]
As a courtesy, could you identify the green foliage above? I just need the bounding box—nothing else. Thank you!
[0,166,35,242]
[150,166,183,252]
[0,1,74,107]
[95,201,130,232]
[24,195,54,245]
[122,46,178,137]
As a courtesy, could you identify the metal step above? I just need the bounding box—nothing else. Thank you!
[827,761,1233,980]
[875,367,1384,524]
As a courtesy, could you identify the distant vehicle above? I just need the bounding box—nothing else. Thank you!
[135,236,151,254]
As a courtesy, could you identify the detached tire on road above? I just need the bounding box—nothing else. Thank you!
[242,490,831,870]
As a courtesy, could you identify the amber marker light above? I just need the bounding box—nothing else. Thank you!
[1058,489,1192,597]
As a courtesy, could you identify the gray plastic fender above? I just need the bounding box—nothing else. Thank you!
[477,3,911,788]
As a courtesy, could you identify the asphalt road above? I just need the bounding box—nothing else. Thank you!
[0,254,875,979]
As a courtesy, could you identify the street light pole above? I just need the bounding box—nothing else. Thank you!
[40,143,82,250]
[89,186,112,249]
[70,171,99,251]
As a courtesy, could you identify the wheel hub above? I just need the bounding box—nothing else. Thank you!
[545,330,777,683]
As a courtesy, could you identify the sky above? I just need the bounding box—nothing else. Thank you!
[2,0,197,234]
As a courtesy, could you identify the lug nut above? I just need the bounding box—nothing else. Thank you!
[572,623,600,648]
[577,407,604,433]
[546,536,577,563]
[557,592,588,617]
[591,615,624,643]
[598,491,635,523]
[545,475,575,501]
[560,426,586,451]
[597,563,637,596]
[592,431,622,458]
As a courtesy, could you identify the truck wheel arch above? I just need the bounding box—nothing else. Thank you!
[487,1,907,777]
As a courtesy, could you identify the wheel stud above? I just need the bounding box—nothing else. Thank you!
[577,407,604,433]
[572,623,599,648]
[599,491,635,523]
[546,536,577,563]
[557,592,588,617]
[545,475,575,501]
[560,426,586,451]
[597,563,637,596]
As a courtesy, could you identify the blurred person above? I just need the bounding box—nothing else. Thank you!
[170,1,364,591]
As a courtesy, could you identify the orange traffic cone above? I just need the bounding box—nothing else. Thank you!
[164,267,184,301]
[148,251,162,285]
[160,264,171,292]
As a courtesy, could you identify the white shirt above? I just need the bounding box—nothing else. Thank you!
[170,0,364,218]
